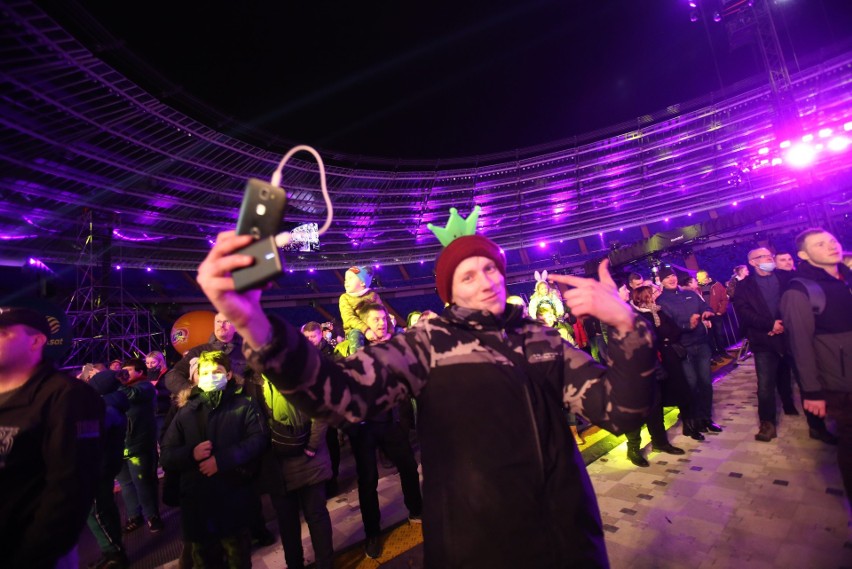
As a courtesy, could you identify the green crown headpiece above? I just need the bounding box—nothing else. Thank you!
[427,206,481,247]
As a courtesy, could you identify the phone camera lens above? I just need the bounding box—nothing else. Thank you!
[260,188,269,200]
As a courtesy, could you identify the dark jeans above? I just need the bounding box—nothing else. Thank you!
[681,342,713,422]
[825,392,852,507]
[270,483,334,569]
[753,351,795,424]
[708,315,727,356]
[348,420,423,537]
[117,447,160,520]
[87,443,126,555]
[191,528,252,569]
[625,378,669,447]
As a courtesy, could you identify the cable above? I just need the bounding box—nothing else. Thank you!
[269,144,334,248]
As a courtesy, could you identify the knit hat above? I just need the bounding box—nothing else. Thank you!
[345,266,373,289]
[0,306,51,337]
[657,266,677,281]
[435,234,506,304]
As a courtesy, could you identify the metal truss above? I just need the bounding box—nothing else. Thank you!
[64,210,165,366]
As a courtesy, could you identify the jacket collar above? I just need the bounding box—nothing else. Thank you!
[442,302,525,332]
[797,260,851,284]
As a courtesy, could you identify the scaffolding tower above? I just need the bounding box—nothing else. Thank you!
[64,211,166,366]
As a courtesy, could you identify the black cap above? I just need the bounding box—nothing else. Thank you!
[657,266,677,281]
[0,307,51,337]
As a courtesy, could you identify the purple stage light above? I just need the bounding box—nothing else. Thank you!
[845,121,852,131]
[115,265,121,270]
[687,212,692,216]
[732,201,738,206]
[827,136,850,152]
[818,128,833,138]
[538,241,546,248]
[308,268,315,273]
[802,133,814,143]
[758,147,769,155]
[146,267,152,272]
[771,157,783,166]
[786,143,817,168]
[689,10,698,22]
[779,140,791,149]
[664,217,669,222]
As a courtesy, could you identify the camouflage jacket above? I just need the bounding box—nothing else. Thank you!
[245,302,655,568]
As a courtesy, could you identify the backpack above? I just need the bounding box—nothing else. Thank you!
[789,278,826,316]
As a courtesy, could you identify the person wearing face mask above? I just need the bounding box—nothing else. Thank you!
[733,247,798,442]
[165,313,248,395]
[146,351,171,439]
[160,350,267,569]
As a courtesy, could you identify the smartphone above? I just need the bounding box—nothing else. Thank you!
[236,178,287,239]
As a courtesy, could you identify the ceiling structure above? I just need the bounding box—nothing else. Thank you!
[1,1,851,280]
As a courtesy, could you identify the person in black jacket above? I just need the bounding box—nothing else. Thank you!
[301,321,341,496]
[733,247,798,442]
[116,358,162,533]
[86,370,131,569]
[622,287,686,467]
[0,307,105,569]
[160,350,267,568]
[781,228,852,511]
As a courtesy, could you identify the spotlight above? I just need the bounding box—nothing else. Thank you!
[689,10,699,22]
[146,267,152,272]
[827,136,850,152]
[818,128,833,138]
[115,265,121,270]
[786,143,817,168]
[779,140,791,149]
[712,11,721,22]
[539,241,546,248]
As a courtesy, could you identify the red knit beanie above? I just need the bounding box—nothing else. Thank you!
[435,234,506,304]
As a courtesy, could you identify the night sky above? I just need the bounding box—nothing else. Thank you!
[45,0,852,159]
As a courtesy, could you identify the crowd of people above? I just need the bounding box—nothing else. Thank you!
[0,225,849,569]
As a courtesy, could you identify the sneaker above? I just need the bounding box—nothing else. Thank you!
[408,514,423,524]
[123,516,143,533]
[755,421,777,442]
[147,515,164,533]
[364,536,382,559]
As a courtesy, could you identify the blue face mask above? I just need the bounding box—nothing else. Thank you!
[758,262,776,272]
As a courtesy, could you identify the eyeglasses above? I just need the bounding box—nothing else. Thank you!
[749,254,774,260]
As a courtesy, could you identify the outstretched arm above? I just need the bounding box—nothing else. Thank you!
[196,231,272,350]
[547,259,636,335]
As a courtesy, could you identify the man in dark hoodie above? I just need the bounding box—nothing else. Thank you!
[0,307,104,569]
[86,370,132,569]
[780,228,852,511]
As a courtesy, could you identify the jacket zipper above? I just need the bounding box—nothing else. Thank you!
[522,384,546,485]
